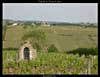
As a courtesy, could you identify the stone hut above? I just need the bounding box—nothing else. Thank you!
[18,41,37,61]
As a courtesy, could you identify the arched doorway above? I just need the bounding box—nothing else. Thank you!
[24,47,30,60]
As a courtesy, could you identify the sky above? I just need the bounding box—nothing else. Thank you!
[3,3,98,23]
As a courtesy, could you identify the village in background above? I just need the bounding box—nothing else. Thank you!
[3,19,97,27]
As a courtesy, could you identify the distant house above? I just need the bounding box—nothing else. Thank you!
[32,23,36,26]
[41,21,50,27]
[12,23,18,26]
[19,23,24,26]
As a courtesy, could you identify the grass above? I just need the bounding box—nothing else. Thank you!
[2,25,98,74]
[3,25,98,52]
[3,50,98,74]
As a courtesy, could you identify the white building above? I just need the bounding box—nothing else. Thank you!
[32,23,36,26]
[41,21,50,27]
[12,23,18,26]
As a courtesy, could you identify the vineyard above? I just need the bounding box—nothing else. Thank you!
[3,50,98,74]
[3,3,98,75]
[3,26,98,75]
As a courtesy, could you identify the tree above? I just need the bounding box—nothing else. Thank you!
[22,30,48,52]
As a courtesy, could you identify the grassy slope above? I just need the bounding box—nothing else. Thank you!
[3,25,98,52]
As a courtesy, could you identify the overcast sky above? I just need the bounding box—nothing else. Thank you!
[3,3,98,23]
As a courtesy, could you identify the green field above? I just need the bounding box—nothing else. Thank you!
[3,25,98,52]
[3,25,98,74]
[3,50,98,74]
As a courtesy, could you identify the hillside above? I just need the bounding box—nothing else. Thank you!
[3,25,98,52]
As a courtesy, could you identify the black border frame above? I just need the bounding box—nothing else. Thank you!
[1,0,99,76]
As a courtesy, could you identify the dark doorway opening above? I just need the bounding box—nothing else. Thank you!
[24,47,30,60]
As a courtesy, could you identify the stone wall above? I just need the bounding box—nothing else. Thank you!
[18,41,37,61]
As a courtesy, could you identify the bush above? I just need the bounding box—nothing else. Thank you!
[67,47,98,56]
[23,26,28,29]
[3,48,18,51]
[48,44,59,52]
[22,30,47,41]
